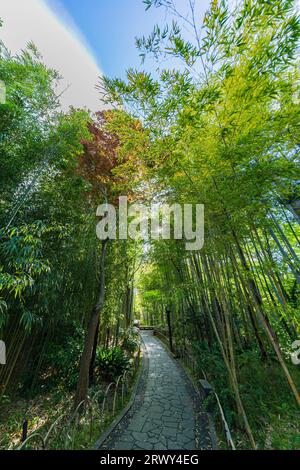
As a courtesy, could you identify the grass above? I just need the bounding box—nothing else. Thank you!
[0,352,142,450]
[0,387,72,450]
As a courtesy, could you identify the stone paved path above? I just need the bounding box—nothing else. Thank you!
[101,331,197,450]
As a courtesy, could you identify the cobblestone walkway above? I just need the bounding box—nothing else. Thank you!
[100,331,197,450]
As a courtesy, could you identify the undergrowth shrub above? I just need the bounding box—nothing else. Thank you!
[95,346,130,381]
[121,327,140,353]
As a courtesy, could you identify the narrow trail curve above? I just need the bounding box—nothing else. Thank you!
[99,330,212,450]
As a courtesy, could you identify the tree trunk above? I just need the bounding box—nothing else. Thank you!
[74,239,108,409]
[88,318,99,386]
[166,308,173,353]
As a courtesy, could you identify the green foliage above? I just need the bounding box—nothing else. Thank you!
[193,341,236,424]
[95,346,130,381]
[42,323,84,390]
[0,222,51,302]
[0,43,59,201]
[195,343,300,449]
[121,327,141,353]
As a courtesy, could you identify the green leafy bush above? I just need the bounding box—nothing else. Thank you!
[121,327,140,354]
[95,346,130,381]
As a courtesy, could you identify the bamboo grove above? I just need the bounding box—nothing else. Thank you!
[0,38,143,404]
[103,0,300,448]
[0,0,300,450]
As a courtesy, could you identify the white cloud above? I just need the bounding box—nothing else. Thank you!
[0,0,104,111]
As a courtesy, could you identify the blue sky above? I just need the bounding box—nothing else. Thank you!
[48,0,168,78]
[0,0,208,110]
